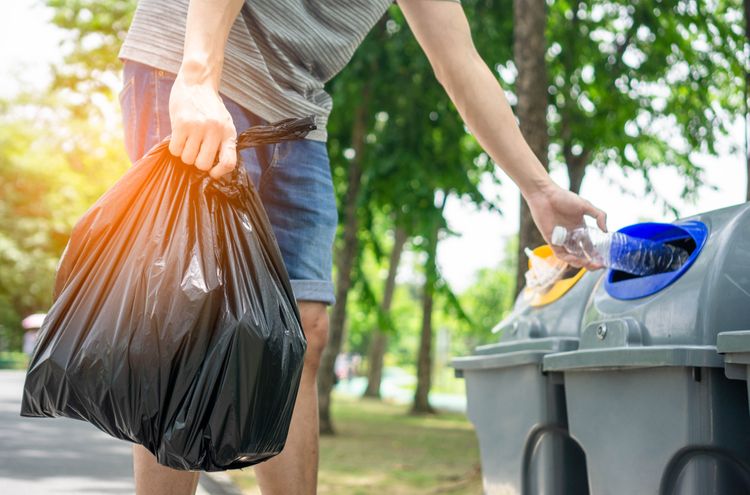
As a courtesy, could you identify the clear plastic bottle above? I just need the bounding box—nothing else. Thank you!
[550,226,689,276]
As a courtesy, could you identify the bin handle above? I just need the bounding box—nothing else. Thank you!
[659,446,750,495]
[521,424,589,495]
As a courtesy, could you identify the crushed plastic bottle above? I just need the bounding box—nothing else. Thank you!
[551,225,689,276]
[524,247,567,291]
[491,248,569,334]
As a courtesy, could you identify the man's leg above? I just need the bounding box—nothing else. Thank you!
[255,301,329,495]
[133,445,200,495]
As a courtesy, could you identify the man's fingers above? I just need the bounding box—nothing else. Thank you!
[168,128,187,158]
[550,244,568,259]
[180,134,202,165]
[552,245,604,271]
[561,254,603,272]
[595,210,608,232]
[585,201,608,232]
[209,138,238,179]
[194,129,221,171]
[560,254,585,269]
[551,245,581,266]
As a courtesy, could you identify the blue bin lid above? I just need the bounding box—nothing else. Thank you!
[604,220,708,300]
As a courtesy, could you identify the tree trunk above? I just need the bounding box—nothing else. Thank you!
[412,204,445,415]
[513,0,549,297]
[317,86,370,436]
[363,226,408,399]
[563,144,590,195]
[567,160,586,195]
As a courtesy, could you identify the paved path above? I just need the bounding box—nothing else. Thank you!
[0,371,237,495]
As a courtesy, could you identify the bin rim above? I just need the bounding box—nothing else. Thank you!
[453,337,579,371]
[542,345,724,372]
[474,336,579,355]
[717,330,750,354]
[452,350,549,371]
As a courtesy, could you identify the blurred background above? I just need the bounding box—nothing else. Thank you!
[0,0,748,493]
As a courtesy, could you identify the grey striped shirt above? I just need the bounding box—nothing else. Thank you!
[120,0,403,141]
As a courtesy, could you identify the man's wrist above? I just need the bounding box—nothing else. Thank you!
[520,175,556,200]
[513,153,556,198]
[178,55,223,89]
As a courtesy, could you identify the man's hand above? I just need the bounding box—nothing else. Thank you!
[168,72,237,179]
[526,182,608,270]
[169,0,245,179]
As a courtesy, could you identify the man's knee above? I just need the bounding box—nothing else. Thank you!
[298,302,329,371]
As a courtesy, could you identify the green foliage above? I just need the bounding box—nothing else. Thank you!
[46,0,136,110]
[0,352,29,370]
[0,99,129,350]
[456,266,516,348]
[329,2,513,235]
[326,5,513,370]
[345,248,387,355]
[544,0,746,205]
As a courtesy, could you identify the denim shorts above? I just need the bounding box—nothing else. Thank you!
[119,60,337,304]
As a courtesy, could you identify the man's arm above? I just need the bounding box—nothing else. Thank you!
[400,1,606,267]
[168,0,244,179]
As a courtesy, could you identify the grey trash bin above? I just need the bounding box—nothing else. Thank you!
[545,203,750,495]
[453,246,600,495]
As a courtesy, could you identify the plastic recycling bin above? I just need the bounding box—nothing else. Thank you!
[718,331,750,415]
[452,246,600,495]
[544,203,750,495]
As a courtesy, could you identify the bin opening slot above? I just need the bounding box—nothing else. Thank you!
[610,236,697,283]
[604,221,708,300]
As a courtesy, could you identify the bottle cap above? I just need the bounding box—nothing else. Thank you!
[551,226,567,246]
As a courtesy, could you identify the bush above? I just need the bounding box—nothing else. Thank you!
[0,351,28,370]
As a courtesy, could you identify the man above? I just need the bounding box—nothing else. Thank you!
[118,1,606,493]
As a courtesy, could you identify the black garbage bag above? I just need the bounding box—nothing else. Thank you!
[21,117,315,471]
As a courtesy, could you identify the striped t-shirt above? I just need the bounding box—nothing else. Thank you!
[120,0,401,141]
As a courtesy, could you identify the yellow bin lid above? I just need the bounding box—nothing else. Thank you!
[524,245,586,307]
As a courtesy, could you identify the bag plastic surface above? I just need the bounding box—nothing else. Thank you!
[21,117,315,471]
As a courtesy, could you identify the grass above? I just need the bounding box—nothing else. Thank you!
[228,395,482,495]
[395,366,467,395]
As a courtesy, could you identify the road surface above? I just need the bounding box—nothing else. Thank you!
[0,370,238,495]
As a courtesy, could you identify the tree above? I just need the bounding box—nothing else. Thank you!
[411,199,446,415]
[363,227,407,398]
[317,80,372,435]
